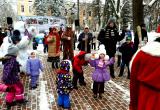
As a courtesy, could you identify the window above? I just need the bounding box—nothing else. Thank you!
[29,5,32,13]
[89,11,92,16]
[21,5,24,12]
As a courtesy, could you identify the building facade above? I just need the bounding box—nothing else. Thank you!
[17,0,35,16]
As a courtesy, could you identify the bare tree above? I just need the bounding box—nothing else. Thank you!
[0,1,16,27]
[132,0,144,32]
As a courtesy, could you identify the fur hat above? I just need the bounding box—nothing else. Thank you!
[7,44,19,56]
[11,30,21,44]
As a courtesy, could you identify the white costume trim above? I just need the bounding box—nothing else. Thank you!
[129,41,160,71]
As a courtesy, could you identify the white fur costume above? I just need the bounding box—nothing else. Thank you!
[14,21,34,73]
[0,21,33,72]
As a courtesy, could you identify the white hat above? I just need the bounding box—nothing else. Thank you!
[98,44,106,55]
[84,25,89,29]
[97,44,109,60]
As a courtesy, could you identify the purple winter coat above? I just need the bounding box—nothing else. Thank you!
[26,58,43,76]
[89,58,114,82]
[2,55,20,84]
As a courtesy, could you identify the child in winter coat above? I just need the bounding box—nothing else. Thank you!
[72,51,88,89]
[2,44,27,109]
[26,51,43,89]
[118,37,134,79]
[56,60,73,109]
[89,45,114,99]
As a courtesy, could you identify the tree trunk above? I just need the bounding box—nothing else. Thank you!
[132,0,144,32]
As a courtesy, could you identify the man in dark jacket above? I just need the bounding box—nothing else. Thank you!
[98,19,125,78]
[133,23,148,53]
[78,26,93,53]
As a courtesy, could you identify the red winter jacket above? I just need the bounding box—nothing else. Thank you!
[73,51,88,73]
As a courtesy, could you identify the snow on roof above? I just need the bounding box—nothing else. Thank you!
[148,0,157,6]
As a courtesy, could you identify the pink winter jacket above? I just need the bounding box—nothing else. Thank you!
[0,83,8,92]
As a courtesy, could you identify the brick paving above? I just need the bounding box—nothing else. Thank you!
[0,52,130,110]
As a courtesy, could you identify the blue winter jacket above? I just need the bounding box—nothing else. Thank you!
[26,58,43,76]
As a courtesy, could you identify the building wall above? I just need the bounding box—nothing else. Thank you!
[79,3,93,29]
[17,0,35,16]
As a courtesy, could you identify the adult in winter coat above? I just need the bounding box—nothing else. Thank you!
[157,23,160,33]
[98,19,125,78]
[133,23,148,53]
[72,51,88,89]
[78,26,93,53]
[61,26,74,60]
[43,32,48,53]
[47,27,60,69]
[130,34,160,110]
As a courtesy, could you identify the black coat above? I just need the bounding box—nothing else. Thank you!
[119,42,134,63]
[78,32,93,53]
[133,29,148,53]
[98,27,125,57]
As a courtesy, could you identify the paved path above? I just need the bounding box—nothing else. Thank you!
[0,52,130,110]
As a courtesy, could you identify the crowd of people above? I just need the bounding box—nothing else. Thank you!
[0,18,160,110]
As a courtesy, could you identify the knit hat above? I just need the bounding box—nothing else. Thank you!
[98,44,106,55]
[60,60,70,72]
[96,44,109,60]
[7,44,19,56]
[126,37,132,41]
[11,30,21,44]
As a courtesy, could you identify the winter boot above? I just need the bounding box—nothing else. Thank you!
[16,99,28,105]
[6,101,16,109]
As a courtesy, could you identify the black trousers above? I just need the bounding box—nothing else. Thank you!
[119,60,130,78]
[51,57,60,69]
[43,44,48,53]
[117,55,121,67]
[72,69,85,87]
[93,81,104,94]
[92,43,96,50]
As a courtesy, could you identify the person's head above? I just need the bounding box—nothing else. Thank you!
[126,37,132,43]
[30,52,36,58]
[98,44,107,60]
[11,30,21,44]
[66,25,72,31]
[78,51,86,59]
[60,60,70,72]
[7,45,19,57]
[99,53,105,59]
[52,27,58,34]
[49,27,52,32]
[107,19,116,28]
[84,26,89,33]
